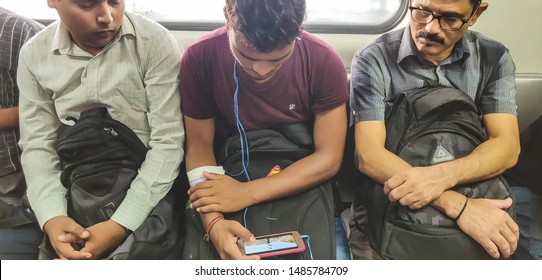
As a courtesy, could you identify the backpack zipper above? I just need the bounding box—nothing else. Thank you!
[103,127,118,137]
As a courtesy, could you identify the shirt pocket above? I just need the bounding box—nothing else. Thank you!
[113,88,150,137]
[120,89,148,112]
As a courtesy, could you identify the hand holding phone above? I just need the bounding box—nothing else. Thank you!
[240,231,305,258]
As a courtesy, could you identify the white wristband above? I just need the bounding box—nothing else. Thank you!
[187,165,226,187]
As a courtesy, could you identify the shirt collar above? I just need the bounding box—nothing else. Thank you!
[50,13,134,56]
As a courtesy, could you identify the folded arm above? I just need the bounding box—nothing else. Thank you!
[354,114,520,258]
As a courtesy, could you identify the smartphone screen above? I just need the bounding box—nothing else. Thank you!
[244,232,300,255]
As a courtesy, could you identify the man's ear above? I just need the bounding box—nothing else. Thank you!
[47,0,57,9]
[223,6,230,28]
[469,2,488,26]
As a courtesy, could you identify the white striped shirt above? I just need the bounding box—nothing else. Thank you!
[17,12,185,231]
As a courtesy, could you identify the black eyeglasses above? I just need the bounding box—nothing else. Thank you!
[408,2,480,31]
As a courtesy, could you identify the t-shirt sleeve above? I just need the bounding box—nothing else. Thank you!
[310,48,349,114]
[179,45,217,119]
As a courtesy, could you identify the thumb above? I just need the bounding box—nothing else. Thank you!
[231,222,256,244]
[485,197,513,210]
[65,222,90,239]
[203,171,222,180]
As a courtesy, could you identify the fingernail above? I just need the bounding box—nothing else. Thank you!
[250,235,255,242]
[189,203,193,209]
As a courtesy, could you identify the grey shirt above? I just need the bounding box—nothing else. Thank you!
[350,24,517,123]
[17,12,185,230]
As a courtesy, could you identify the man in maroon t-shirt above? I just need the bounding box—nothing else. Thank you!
[180,0,349,260]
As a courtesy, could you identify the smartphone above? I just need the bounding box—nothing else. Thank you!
[241,231,306,258]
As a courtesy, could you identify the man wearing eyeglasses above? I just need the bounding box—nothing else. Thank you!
[350,0,520,259]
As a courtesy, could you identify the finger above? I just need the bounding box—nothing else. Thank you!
[399,193,425,210]
[388,185,410,202]
[64,222,90,240]
[231,223,256,244]
[203,171,224,180]
[484,197,513,210]
[500,226,518,256]
[189,188,215,203]
[57,244,92,260]
[79,242,98,259]
[384,174,406,193]
[188,181,212,195]
[491,234,511,259]
[58,233,81,243]
[383,181,392,195]
[190,195,217,209]
[195,204,222,214]
[54,250,67,260]
[478,238,500,259]
[505,218,520,240]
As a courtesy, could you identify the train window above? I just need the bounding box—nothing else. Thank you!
[0,0,407,34]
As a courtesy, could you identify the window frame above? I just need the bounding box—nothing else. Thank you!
[32,0,408,35]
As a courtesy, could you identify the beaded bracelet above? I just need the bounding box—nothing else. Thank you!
[453,196,469,222]
[203,216,224,241]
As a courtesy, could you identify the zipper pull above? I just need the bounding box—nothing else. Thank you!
[103,127,118,137]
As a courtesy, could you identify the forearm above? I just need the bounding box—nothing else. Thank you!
[112,99,184,231]
[248,106,347,203]
[355,121,412,184]
[357,146,412,184]
[0,107,19,129]
[18,92,66,229]
[436,136,520,187]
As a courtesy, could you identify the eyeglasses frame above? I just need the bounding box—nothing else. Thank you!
[408,1,482,31]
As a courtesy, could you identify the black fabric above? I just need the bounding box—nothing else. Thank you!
[504,116,542,195]
[183,123,336,260]
[364,83,516,259]
[55,107,183,259]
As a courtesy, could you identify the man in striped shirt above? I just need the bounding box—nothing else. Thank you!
[0,6,44,259]
[350,0,520,259]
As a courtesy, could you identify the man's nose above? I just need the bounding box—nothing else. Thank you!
[425,16,442,34]
[96,4,113,25]
[252,62,275,77]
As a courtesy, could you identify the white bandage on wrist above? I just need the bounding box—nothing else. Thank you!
[187,165,226,187]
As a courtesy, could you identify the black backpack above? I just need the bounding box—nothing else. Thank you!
[54,107,184,259]
[366,82,515,259]
[183,122,336,260]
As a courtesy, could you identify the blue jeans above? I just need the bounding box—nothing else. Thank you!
[511,186,542,260]
[0,222,43,260]
[335,216,352,260]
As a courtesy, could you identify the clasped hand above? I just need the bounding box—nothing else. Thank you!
[188,171,251,213]
[44,216,128,259]
[384,166,451,209]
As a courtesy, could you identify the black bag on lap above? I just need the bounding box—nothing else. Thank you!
[183,122,336,260]
[362,82,516,259]
[54,107,183,259]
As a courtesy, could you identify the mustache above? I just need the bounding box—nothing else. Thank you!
[417,31,445,45]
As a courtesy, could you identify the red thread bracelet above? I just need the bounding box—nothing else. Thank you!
[203,216,224,241]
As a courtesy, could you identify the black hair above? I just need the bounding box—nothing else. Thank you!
[225,0,306,53]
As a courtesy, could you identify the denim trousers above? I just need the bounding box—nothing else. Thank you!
[0,219,43,260]
[511,186,542,260]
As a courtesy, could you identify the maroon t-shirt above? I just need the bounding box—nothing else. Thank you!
[179,27,348,142]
